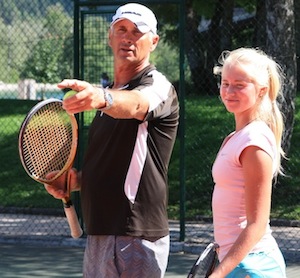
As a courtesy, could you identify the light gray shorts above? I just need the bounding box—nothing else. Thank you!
[83,234,170,278]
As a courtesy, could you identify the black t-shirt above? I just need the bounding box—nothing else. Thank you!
[81,65,179,239]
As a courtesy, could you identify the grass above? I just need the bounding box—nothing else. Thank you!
[0,97,299,220]
[0,99,57,209]
[168,95,300,220]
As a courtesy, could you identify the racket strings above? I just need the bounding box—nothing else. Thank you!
[21,102,74,181]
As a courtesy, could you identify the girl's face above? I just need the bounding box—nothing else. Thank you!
[220,63,262,117]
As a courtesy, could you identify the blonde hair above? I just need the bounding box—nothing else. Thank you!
[214,48,285,176]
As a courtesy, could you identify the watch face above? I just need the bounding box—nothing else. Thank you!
[104,90,113,108]
[106,92,113,105]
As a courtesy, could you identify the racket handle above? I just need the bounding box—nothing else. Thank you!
[62,198,83,239]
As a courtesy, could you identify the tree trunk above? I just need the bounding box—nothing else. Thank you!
[219,0,234,50]
[265,0,297,155]
[254,0,266,47]
[184,0,207,93]
[295,0,300,91]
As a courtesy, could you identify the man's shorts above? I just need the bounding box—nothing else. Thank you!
[83,234,170,278]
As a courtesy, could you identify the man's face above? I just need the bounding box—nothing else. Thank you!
[108,19,159,66]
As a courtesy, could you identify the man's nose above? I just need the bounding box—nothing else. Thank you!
[121,31,133,43]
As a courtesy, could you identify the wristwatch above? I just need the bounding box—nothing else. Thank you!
[101,88,113,110]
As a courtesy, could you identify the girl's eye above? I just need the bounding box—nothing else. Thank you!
[221,82,245,89]
[221,82,229,88]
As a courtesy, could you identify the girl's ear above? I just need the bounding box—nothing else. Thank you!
[259,87,268,97]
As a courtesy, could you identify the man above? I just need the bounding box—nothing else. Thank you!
[45,3,179,277]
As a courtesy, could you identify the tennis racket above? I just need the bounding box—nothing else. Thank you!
[187,242,219,278]
[18,98,83,238]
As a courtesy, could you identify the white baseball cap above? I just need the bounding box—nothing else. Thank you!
[111,3,157,34]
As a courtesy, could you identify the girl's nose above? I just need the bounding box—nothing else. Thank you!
[226,85,235,94]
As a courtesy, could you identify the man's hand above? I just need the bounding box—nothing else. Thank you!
[58,79,105,114]
[44,168,80,199]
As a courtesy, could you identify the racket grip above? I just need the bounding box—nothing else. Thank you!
[62,199,83,239]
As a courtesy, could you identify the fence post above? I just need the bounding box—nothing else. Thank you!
[18,79,37,100]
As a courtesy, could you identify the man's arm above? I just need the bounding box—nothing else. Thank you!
[58,79,149,121]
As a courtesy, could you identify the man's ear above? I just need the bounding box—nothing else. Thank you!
[108,28,112,47]
[150,35,159,52]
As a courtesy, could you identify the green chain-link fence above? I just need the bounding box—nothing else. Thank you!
[0,0,299,263]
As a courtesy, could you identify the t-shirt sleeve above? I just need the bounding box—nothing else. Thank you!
[234,126,276,166]
[141,71,178,121]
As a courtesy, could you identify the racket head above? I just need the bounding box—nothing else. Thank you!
[18,98,78,184]
[187,242,219,278]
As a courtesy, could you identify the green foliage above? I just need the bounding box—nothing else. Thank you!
[0,0,72,24]
[0,17,42,82]
[189,0,256,18]
[0,99,61,209]
[192,0,218,18]
[168,96,233,219]
[44,3,72,36]
[82,15,113,83]
[0,1,298,221]
[0,96,299,219]
[0,1,73,83]
[151,38,180,83]
[20,3,73,83]
[272,96,300,219]
[21,38,62,83]
[168,95,300,220]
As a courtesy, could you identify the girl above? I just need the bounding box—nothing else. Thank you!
[210,48,287,277]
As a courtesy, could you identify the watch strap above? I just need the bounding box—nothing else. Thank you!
[98,88,113,111]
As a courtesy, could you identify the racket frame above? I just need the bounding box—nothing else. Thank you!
[18,98,78,184]
[18,98,82,238]
[187,242,219,278]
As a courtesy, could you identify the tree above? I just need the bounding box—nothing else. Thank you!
[81,15,112,84]
[265,0,296,154]
[152,41,180,83]
[155,0,297,155]
[21,3,73,83]
[295,0,300,91]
